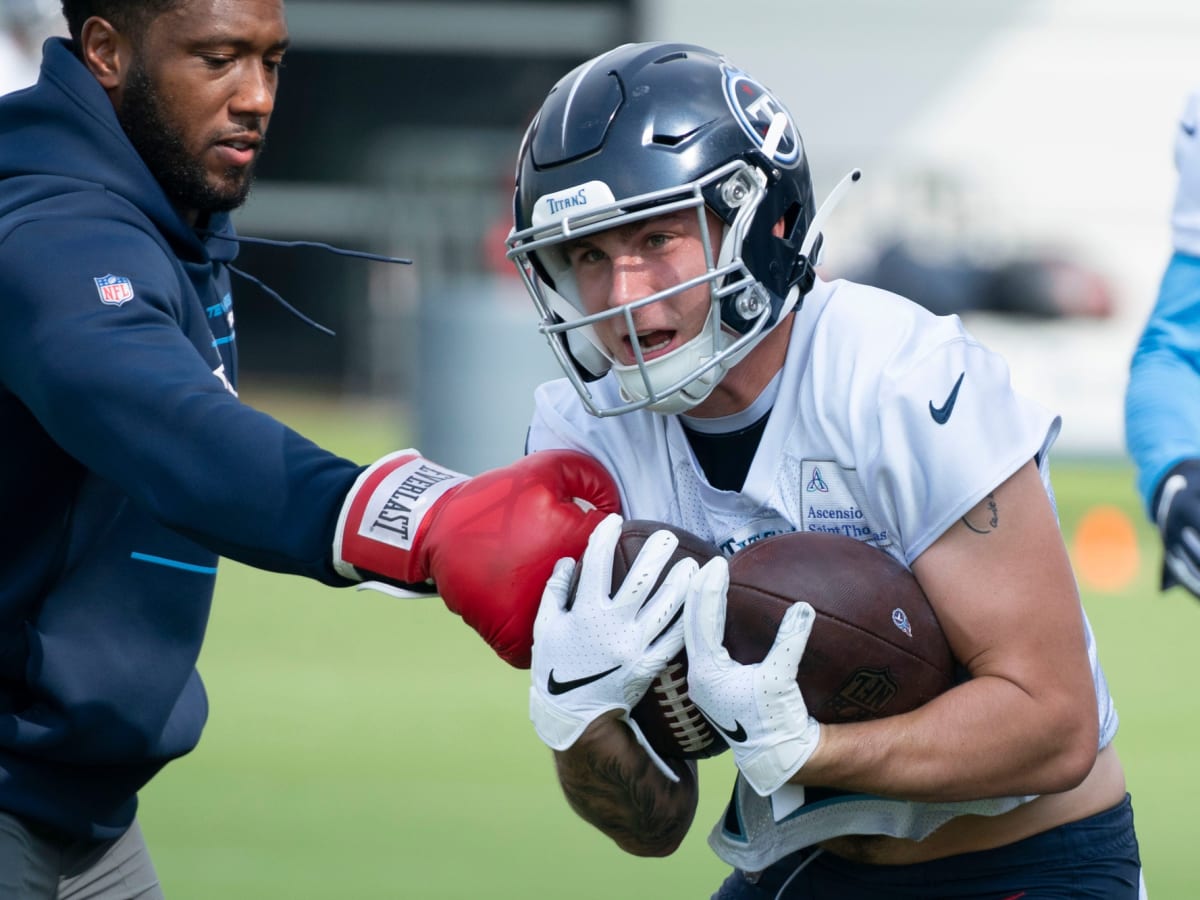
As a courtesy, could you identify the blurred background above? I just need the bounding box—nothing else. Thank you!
[4,0,1199,896]
[4,0,1194,470]
[223,0,1193,471]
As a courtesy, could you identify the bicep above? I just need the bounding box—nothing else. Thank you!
[911,460,1090,695]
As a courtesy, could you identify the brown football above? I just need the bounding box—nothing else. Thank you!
[724,531,956,723]
[611,521,728,761]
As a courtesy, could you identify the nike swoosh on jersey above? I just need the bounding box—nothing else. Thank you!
[712,718,748,743]
[1182,120,1198,137]
[546,665,621,695]
[928,371,965,425]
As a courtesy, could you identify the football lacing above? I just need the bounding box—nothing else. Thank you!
[652,662,713,753]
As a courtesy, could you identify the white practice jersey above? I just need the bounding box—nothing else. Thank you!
[1173,85,1200,257]
[527,276,1119,871]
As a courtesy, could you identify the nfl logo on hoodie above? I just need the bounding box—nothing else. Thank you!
[94,274,134,306]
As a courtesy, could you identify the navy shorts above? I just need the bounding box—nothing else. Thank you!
[713,794,1141,900]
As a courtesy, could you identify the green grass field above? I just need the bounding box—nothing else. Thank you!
[138,392,1200,899]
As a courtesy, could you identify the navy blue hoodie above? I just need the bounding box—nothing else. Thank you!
[0,39,364,839]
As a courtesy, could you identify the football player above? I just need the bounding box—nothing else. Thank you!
[1126,84,1200,602]
[512,42,1144,898]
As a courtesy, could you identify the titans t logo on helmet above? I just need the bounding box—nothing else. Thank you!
[722,65,802,168]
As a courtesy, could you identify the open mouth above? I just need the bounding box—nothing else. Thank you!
[623,329,675,364]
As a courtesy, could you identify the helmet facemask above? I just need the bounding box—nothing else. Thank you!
[507,158,786,417]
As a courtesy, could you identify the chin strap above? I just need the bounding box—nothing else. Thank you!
[759,110,863,320]
[779,168,862,320]
[799,168,861,260]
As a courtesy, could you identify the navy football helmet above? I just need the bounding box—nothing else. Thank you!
[507,42,823,416]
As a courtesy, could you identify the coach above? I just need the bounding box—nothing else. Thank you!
[0,1,620,895]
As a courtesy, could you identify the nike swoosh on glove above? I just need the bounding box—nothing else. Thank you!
[529,514,699,781]
[683,556,821,797]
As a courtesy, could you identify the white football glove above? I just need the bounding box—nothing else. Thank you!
[529,514,697,781]
[683,556,821,797]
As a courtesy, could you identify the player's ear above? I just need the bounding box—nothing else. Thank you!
[79,16,133,93]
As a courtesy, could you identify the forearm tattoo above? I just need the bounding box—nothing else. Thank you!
[962,493,1000,534]
[554,739,696,857]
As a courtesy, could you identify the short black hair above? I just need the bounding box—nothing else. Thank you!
[61,0,185,46]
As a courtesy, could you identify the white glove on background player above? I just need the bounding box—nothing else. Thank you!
[529,514,697,782]
[1155,458,1200,598]
[1171,87,1200,256]
[683,557,821,797]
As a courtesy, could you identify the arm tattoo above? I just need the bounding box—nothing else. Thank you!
[962,493,1000,534]
[554,728,697,857]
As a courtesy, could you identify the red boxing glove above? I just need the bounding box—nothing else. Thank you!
[334,449,621,667]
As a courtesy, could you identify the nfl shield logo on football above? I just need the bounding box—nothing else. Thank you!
[94,274,135,306]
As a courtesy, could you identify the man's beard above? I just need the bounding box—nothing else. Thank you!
[116,61,260,216]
